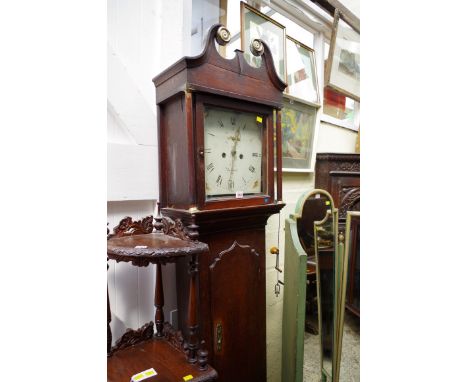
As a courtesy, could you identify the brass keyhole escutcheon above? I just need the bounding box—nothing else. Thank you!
[216,322,223,352]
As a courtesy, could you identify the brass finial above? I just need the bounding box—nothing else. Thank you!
[250,39,264,56]
[338,232,345,243]
[216,26,231,45]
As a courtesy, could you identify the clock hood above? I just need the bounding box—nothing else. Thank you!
[153,24,287,108]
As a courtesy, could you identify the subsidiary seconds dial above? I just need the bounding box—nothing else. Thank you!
[204,106,263,197]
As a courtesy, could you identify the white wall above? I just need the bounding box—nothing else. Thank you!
[107,0,158,201]
[107,0,192,342]
[107,200,157,341]
[107,0,193,202]
[316,122,358,153]
[107,200,180,343]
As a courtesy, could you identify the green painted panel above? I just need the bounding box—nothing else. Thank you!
[282,218,307,382]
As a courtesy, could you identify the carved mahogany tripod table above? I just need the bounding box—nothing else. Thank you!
[107,216,217,382]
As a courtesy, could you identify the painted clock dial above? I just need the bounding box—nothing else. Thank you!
[204,105,263,197]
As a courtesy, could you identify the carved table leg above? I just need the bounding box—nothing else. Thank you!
[154,263,164,337]
[197,341,208,371]
[187,254,199,363]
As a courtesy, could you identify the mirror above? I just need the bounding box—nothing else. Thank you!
[282,188,356,382]
[310,191,338,382]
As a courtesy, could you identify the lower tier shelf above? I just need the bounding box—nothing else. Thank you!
[108,337,218,382]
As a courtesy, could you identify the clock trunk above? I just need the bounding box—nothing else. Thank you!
[164,204,284,382]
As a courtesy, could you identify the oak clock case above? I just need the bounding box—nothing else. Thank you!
[153,24,287,382]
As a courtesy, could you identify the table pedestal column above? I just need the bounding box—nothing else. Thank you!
[154,263,164,337]
[187,254,199,363]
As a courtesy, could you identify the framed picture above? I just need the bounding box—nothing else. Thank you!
[325,9,360,102]
[285,36,320,106]
[322,87,360,131]
[240,2,286,82]
[280,95,319,172]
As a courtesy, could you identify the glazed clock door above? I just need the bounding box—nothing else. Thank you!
[208,233,265,382]
[195,94,275,210]
[203,105,263,197]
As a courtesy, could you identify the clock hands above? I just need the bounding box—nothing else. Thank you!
[228,123,241,190]
[227,129,241,143]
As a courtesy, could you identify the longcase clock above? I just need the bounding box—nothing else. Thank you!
[152,24,287,382]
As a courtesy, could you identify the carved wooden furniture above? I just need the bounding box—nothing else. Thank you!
[152,24,286,382]
[314,153,360,230]
[314,153,360,317]
[107,215,217,382]
[345,211,360,317]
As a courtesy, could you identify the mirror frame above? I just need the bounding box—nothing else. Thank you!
[292,189,355,382]
[300,189,338,382]
[334,211,360,381]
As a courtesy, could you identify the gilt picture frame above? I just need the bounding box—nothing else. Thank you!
[325,9,360,102]
[240,2,286,82]
[285,36,320,106]
[280,95,319,172]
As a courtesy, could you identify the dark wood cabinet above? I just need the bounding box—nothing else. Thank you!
[153,24,286,382]
[315,153,360,316]
[345,215,360,317]
[315,153,360,228]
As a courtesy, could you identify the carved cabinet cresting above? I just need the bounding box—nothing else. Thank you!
[152,24,286,382]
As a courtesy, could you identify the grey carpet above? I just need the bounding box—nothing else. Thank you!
[303,312,360,382]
